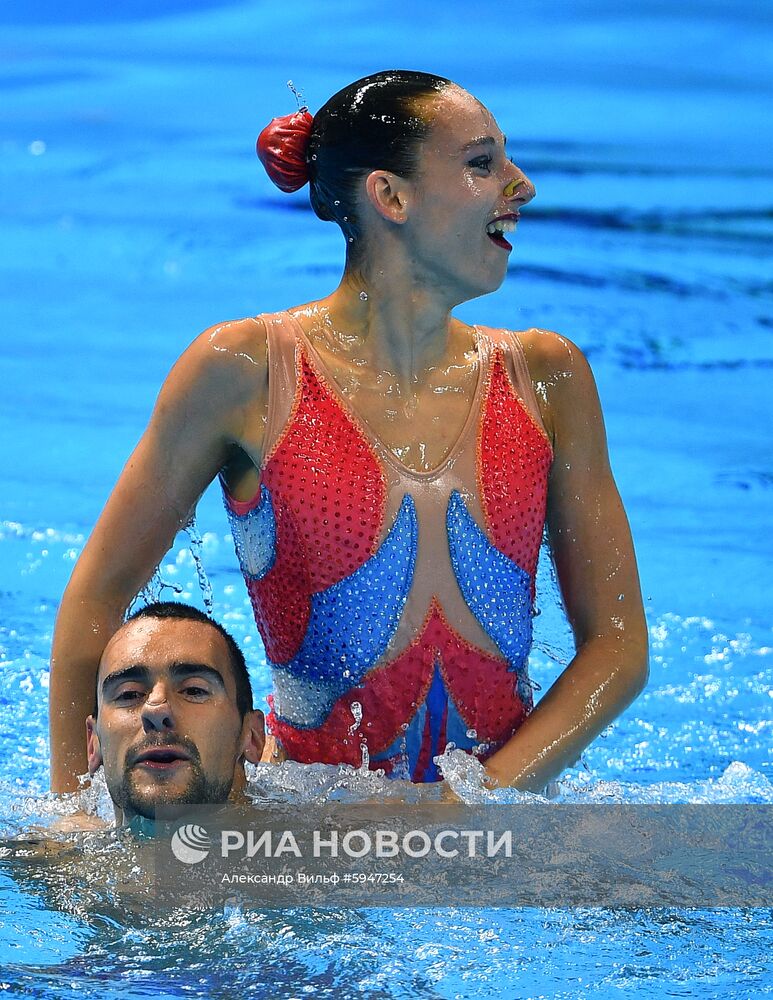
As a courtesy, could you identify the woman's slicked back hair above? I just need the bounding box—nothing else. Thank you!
[307,70,451,250]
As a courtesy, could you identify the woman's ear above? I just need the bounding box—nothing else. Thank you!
[364,170,410,224]
[85,716,103,775]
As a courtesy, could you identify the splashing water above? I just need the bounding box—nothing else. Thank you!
[182,517,215,614]
[127,517,215,616]
[532,533,574,668]
[286,79,305,109]
[11,754,769,839]
[129,564,183,613]
[347,700,363,735]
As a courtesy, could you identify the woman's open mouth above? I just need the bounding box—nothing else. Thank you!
[485,214,519,251]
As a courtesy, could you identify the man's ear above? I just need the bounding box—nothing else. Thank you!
[364,170,411,224]
[85,716,103,775]
[240,709,265,765]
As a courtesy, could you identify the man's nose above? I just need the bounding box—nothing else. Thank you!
[141,685,174,732]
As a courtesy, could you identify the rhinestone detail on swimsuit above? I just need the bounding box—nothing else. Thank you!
[223,321,552,781]
[225,483,276,580]
[447,489,534,706]
[272,494,418,727]
[478,348,552,585]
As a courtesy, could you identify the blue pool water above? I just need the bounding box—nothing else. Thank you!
[1,0,772,996]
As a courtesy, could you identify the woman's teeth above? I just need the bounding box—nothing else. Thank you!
[486,219,517,235]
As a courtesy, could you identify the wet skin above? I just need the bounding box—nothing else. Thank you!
[51,82,648,793]
[381,86,535,303]
[87,618,263,822]
[217,87,536,484]
[259,88,536,476]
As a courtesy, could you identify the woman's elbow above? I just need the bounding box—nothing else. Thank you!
[621,629,649,701]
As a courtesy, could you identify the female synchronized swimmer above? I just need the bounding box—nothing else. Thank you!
[50,71,648,793]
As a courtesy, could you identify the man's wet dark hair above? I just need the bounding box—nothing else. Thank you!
[307,70,451,252]
[95,601,254,718]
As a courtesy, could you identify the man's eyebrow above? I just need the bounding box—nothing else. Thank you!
[100,662,227,695]
[169,662,227,690]
[101,664,150,695]
[460,134,507,153]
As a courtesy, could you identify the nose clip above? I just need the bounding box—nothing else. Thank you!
[503,178,520,198]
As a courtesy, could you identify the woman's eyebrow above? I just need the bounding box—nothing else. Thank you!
[459,134,507,153]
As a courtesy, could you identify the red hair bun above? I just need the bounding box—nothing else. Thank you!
[256,108,314,193]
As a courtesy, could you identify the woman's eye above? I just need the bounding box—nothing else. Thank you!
[469,156,492,172]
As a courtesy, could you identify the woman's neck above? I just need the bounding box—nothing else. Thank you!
[312,267,461,386]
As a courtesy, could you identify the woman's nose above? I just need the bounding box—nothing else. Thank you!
[504,167,536,204]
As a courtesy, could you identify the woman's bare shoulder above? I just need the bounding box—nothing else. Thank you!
[513,328,601,447]
[167,315,269,407]
[515,327,592,384]
[186,315,268,369]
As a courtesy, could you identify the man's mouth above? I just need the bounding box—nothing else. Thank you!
[485,213,519,251]
[132,746,192,771]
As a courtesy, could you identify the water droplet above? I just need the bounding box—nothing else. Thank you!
[286,79,305,109]
[348,701,363,734]
[359,291,368,301]
[183,518,214,613]
[333,199,340,206]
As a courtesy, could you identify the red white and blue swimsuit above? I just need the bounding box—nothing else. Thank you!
[223,312,553,782]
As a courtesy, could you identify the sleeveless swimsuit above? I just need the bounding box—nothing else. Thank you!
[223,311,553,782]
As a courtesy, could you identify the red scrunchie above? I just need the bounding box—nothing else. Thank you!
[256,107,314,193]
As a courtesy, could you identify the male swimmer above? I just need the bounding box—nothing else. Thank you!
[86,602,264,825]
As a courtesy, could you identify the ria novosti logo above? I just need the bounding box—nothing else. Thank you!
[170,824,211,864]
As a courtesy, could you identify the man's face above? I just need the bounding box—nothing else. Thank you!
[87,617,263,822]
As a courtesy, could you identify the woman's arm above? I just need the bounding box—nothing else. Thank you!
[49,319,267,792]
[483,330,649,792]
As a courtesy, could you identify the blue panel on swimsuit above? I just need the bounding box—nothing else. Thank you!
[370,662,481,781]
[224,484,276,581]
[421,662,448,781]
[446,490,533,670]
[404,698,426,780]
[273,494,418,724]
[380,668,438,782]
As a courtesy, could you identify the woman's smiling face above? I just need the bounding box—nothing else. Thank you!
[401,85,535,302]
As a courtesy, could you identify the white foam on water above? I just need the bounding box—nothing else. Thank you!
[7,756,770,839]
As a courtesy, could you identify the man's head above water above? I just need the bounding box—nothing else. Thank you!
[86,602,264,824]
